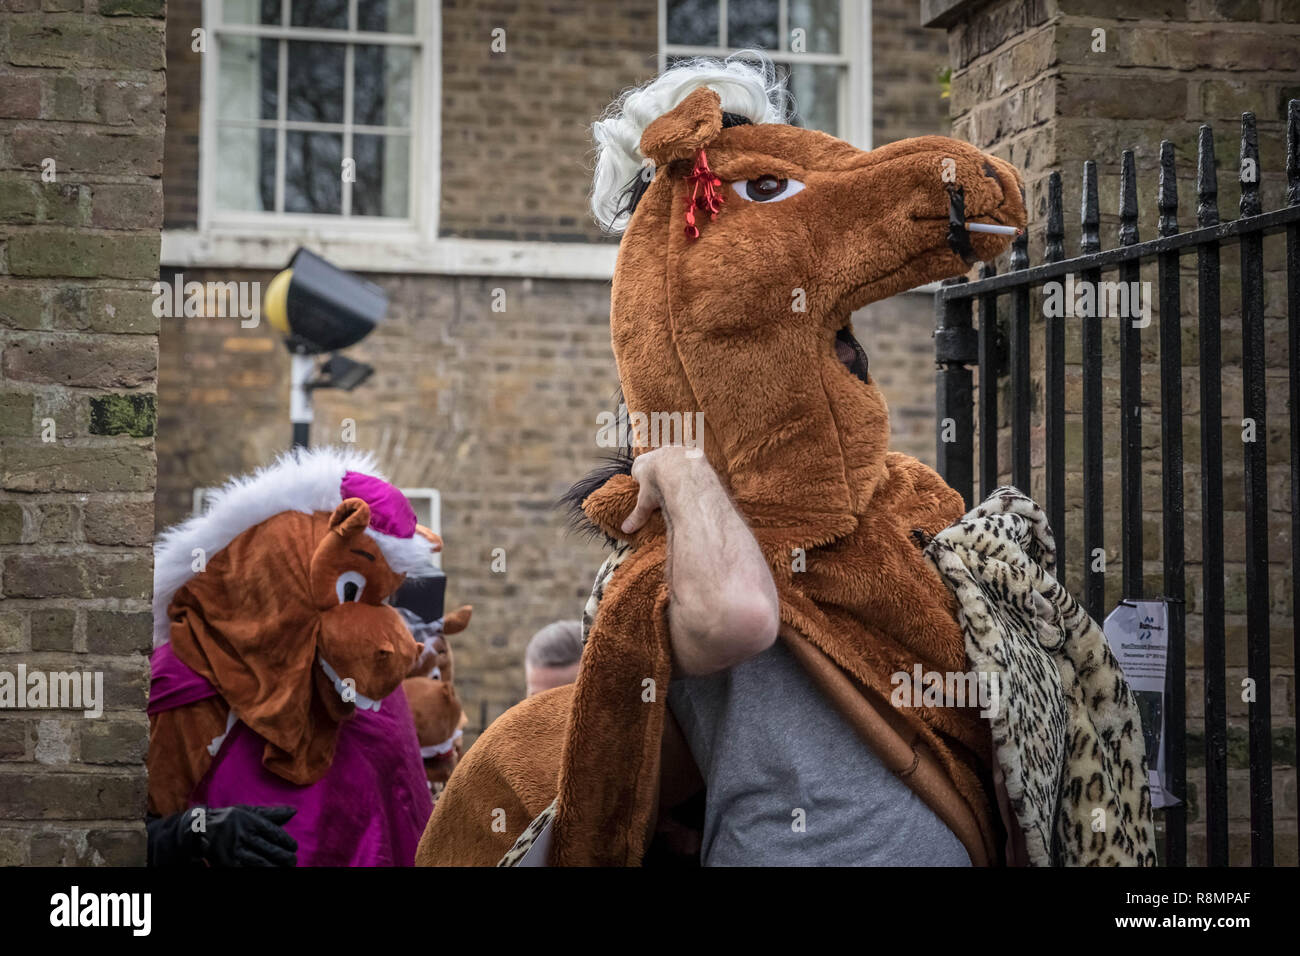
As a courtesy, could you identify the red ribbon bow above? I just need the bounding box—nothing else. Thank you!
[683,148,724,240]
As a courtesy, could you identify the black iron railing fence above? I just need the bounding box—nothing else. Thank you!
[933,102,1300,866]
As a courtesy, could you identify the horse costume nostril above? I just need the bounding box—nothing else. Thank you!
[982,161,1000,180]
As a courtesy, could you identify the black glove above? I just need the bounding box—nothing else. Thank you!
[147,805,299,867]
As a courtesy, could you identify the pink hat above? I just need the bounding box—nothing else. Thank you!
[340,471,418,539]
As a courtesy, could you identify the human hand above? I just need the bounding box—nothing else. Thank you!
[195,805,299,867]
[621,446,716,535]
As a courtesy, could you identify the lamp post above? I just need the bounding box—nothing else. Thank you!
[263,248,388,448]
[289,353,315,448]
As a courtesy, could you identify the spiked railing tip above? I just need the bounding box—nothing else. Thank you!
[1158,140,1178,238]
[1045,171,1064,263]
[1197,124,1219,227]
[1239,111,1261,217]
[1119,149,1139,247]
[1286,99,1299,207]
[1009,186,1029,271]
[1080,160,1100,255]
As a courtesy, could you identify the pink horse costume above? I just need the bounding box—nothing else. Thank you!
[146,448,438,866]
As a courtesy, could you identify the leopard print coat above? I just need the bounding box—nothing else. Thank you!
[921,487,1156,866]
[503,490,1156,866]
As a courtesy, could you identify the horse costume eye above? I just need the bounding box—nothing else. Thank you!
[734,175,804,203]
[336,571,366,604]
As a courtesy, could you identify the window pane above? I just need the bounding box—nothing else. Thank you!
[358,0,416,34]
[785,62,839,136]
[222,0,280,25]
[215,126,277,211]
[354,45,413,128]
[728,0,778,50]
[788,0,839,54]
[218,36,278,121]
[286,41,345,124]
[290,0,347,29]
[666,0,719,46]
[284,130,343,214]
[352,134,410,217]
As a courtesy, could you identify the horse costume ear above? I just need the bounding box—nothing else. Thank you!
[442,604,473,635]
[329,497,372,538]
[640,86,723,166]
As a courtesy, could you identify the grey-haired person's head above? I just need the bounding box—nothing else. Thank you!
[524,620,584,696]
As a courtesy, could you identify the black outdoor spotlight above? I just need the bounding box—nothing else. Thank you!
[316,354,375,392]
[263,247,388,448]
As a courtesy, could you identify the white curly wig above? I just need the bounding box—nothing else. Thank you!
[590,53,792,233]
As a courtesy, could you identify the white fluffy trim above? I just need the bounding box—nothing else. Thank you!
[153,446,433,647]
[590,52,791,233]
[370,529,438,577]
[420,728,463,759]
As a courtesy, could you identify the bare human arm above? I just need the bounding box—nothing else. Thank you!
[621,446,779,677]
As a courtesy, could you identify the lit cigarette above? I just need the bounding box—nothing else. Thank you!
[966,222,1020,236]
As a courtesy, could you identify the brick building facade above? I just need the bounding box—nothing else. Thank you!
[0,0,163,864]
[154,0,953,742]
[926,0,1300,863]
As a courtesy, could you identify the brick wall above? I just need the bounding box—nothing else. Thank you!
[854,292,945,465]
[440,0,655,242]
[160,0,657,239]
[931,0,1299,864]
[874,0,952,145]
[0,0,163,865]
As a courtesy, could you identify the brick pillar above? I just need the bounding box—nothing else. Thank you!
[924,0,1300,865]
[0,0,163,865]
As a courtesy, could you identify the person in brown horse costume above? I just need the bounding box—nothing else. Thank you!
[418,57,1153,867]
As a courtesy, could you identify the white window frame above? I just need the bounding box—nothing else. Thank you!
[400,487,442,570]
[198,0,440,243]
[658,0,872,150]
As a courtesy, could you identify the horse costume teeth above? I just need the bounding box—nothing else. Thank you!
[320,656,382,711]
[419,729,463,759]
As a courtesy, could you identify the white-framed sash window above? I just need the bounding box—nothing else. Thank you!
[659,0,871,149]
[199,0,439,240]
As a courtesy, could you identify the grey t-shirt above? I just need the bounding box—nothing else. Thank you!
[668,639,971,867]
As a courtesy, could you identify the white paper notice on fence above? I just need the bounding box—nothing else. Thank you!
[1102,599,1180,809]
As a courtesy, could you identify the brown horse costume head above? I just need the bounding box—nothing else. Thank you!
[404,604,472,789]
[149,448,438,812]
[418,58,1026,867]
[611,84,1022,544]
